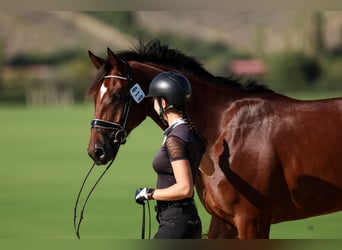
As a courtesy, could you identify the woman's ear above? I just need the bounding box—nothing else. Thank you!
[161,98,168,109]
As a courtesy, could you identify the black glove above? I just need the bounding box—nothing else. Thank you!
[135,187,155,205]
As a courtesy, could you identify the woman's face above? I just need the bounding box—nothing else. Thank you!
[153,97,160,114]
[153,97,167,112]
[153,97,168,117]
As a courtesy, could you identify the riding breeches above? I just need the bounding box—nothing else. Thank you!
[154,202,202,239]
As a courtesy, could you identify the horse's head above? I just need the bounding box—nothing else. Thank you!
[86,48,153,165]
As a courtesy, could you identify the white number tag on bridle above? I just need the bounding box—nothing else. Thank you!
[130,83,145,104]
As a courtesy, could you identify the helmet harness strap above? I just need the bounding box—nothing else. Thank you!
[156,97,175,126]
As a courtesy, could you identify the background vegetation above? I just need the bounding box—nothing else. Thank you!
[1,11,342,105]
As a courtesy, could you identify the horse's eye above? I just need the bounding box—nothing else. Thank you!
[112,93,123,104]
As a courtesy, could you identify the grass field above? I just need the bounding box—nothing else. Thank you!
[0,103,341,240]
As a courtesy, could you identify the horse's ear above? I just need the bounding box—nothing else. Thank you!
[88,50,105,69]
[107,47,124,67]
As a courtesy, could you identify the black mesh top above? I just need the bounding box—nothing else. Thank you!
[152,121,204,192]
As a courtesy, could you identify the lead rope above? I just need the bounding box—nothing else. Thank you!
[141,200,152,239]
[73,162,95,235]
[73,157,115,239]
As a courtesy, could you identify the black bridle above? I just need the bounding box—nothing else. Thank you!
[73,61,135,239]
[90,68,133,145]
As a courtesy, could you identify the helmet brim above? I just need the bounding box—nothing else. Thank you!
[144,94,154,99]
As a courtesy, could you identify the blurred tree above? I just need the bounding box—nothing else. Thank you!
[311,11,325,59]
[0,35,4,91]
[266,51,321,91]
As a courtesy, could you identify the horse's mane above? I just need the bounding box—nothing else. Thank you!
[88,39,271,96]
[117,39,272,93]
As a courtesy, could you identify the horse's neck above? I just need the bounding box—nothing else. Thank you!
[188,76,241,136]
[147,107,167,130]
[134,62,241,133]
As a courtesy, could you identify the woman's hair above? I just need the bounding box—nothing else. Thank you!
[179,110,207,154]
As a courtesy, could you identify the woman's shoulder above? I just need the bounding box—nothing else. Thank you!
[169,124,195,142]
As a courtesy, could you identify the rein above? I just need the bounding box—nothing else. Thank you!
[73,61,136,239]
[73,157,115,239]
[141,200,152,239]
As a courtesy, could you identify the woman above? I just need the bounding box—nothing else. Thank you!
[135,71,206,239]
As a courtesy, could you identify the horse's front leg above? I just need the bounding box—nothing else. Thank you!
[206,215,238,239]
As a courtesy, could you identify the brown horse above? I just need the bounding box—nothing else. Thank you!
[86,40,342,239]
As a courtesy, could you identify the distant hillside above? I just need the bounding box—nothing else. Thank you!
[0,12,137,105]
[135,11,342,54]
[2,11,341,60]
[0,12,135,60]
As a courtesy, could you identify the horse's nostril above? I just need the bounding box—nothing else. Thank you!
[94,147,105,159]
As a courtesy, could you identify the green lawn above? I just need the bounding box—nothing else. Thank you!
[0,104,341,239]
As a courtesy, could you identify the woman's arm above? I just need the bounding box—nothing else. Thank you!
[152,159,194,201]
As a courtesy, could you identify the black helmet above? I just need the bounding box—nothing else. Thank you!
[147,71,191,108]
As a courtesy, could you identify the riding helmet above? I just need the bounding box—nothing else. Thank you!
[147,71,191,108]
